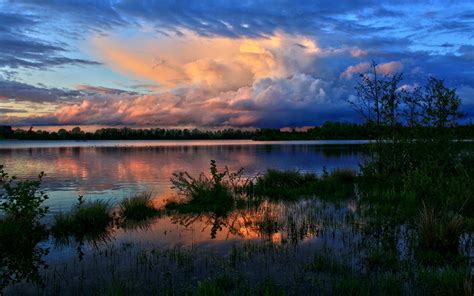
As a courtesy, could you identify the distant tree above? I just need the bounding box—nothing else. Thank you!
[420,77,463,129]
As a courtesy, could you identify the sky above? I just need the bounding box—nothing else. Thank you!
[0,0,473,129]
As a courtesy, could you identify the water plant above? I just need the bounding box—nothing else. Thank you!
[51,198,113,244]
[249,168,356,200]
[249,169,319,199]
[416,204,465,264]
[119,192,160,226]
[167,160,248,215]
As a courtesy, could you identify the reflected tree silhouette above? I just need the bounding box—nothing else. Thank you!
[0,219,49,290]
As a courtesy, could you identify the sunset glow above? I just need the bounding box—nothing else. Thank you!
[1,1,473,128]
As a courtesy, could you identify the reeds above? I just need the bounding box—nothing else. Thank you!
[119,192,160,222]
[51,200,112,242]
[417,204,465,262]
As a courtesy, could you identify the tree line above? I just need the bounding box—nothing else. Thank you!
[1,122,473,141]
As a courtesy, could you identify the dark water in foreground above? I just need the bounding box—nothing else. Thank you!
[0,140,369,293]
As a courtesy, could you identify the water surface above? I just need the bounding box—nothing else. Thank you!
[1,140,368,293]
[0,140,366,213]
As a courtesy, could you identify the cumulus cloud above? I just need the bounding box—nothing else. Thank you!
[2,0,473,127]
[1,72,353,127]
[90,31,321,93]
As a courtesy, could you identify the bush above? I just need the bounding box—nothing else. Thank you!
[0,165,49,222]
[168,160,246,215]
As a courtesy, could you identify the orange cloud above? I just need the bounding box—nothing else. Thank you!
[90,31,321,92]
[341,61,404,79]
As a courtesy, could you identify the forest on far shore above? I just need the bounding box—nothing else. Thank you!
[1,121,473,141]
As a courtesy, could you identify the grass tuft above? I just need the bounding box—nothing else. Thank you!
[119,192,160,223]
[51,200,112,243]
[417,204,465,264]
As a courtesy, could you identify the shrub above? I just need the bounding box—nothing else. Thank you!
[0,165,49,222]
[168,160,246,215]
[250,168,356,200]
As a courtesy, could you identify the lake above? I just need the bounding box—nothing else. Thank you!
[0,140,367,213]
[0,140,370,294]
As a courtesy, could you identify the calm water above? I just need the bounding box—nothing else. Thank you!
[1,140,369,293]
[0,140,366,213]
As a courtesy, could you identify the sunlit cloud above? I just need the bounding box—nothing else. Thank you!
[1,0,473,127]
[340,61,404,80]
[90,31,322,94]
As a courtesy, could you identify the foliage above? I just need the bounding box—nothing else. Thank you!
[417,204,465,262]
[119,192,160,224]
[416,266,471,296]
[249,169,319,199]
[249,168,356,200]
[0,217,49,290]
[0,165,49,222]
[51,199,113,243]
[4,122,473,141]
[167,160,249,215]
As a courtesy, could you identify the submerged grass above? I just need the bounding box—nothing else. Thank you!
[51,200,113,243]
[119,192,160,224]
[249,168,356,200]
[416,204,466,264]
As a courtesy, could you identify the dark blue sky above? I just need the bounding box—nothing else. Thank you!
[0,0,473,128]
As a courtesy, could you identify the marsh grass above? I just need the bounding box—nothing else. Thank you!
[417,204,465,264]
[51,200,113,243]
[249,169,318,199]
[417,266,471,296]
[119,192,160,227]
[249,168,356,200]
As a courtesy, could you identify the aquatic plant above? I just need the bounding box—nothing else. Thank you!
[51,199,113,244]
[417,204,465,263]
[249,168,356,200]
[417,266,471,296]
[167,160,248,215]
[249,169,319,199]
[119,192,160,224]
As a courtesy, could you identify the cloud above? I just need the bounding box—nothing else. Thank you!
[0,79,81,103]
[0,107,25,114]
[0,73,353,127]
[458,45,474,60]
[351,49,368,57]
[90,31,321,92]
[341,61,404,79]
[76,85,138,95]
[0,11,100,69]
[1,1,473,127]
